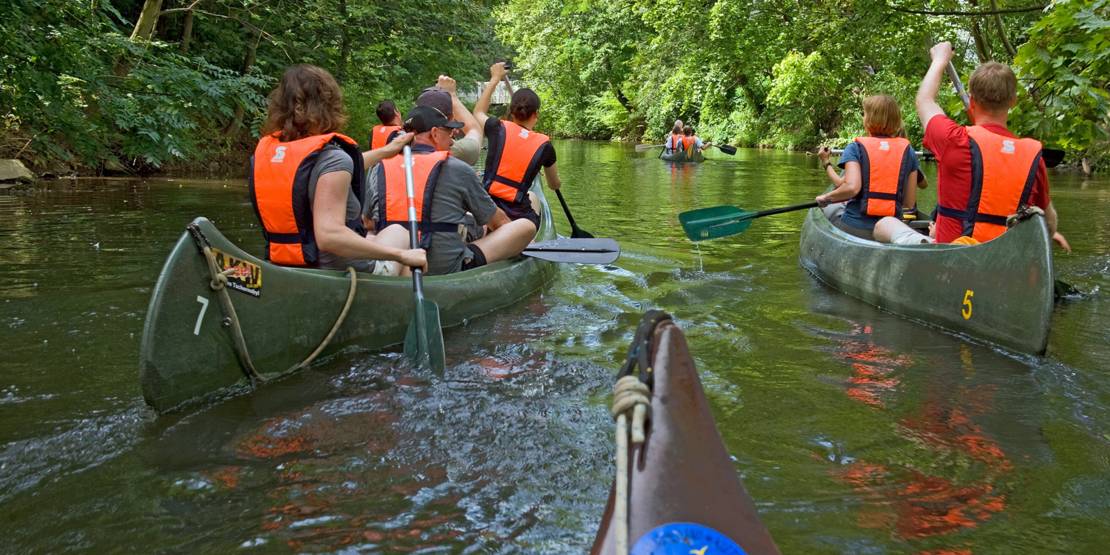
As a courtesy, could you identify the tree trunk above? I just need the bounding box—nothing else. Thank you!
[130,0,165,41]
[989,0,1017,58]
[223,26,261,137]
[612,86,634,112]
[180,9,194,54]
[336,0,350,82]
[967,0,993,62]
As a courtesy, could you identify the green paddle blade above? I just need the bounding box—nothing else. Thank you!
[403,299,445,372]
[678,205,754,241]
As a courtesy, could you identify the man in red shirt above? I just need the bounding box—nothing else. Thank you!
[915,42,1069,251]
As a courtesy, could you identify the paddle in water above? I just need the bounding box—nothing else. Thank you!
[400,146,446,372]
[679,201,819,241]
[554,189,594,239]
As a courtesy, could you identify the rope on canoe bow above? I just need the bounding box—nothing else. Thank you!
[609,309,671,555]
[187,223,357,388]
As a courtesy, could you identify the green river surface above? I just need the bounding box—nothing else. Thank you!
[1,140,1108,553]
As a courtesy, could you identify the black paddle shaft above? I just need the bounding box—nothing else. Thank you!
[555,189,594,238]
[751,201,820,219]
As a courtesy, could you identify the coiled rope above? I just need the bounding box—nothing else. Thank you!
[190,223,357,387]
[611,374,652,555]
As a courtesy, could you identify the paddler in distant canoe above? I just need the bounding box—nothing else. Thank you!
[248,64,427,273]
[877,42,1070,251]
[365,104,539,276]
[815,94,923,242]
[473,62,561,254]
[663,120,685,157]
[681,125,713,156]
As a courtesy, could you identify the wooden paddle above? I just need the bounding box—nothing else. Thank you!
[679,202,819,241]
[522,238,620,264]
[635,144,664,152]
[400,146,446,372]
[945,59,1065,168]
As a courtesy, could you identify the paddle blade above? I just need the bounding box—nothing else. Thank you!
[523,238,620,264]
[716,144,738,155]
[678,205,754,241]
[403,300,446,372]
[635,144,664,152]
[1042,148,1065,168]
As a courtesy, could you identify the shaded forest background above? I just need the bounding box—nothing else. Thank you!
[2,0,1107,175]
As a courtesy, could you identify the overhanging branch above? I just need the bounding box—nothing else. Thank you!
[886,2,1047,16]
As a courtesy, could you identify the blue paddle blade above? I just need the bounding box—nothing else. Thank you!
[678,205,755,241]
[404,299,445,372]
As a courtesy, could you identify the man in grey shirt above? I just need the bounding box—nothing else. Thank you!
[366,106,538,275]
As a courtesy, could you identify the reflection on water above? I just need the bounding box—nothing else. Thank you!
[0,144,1108,552]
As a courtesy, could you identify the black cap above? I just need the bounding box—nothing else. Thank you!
[403,105,464,133]
[416,88,454,119]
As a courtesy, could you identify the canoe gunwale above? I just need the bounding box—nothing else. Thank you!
[798,207,1054,355]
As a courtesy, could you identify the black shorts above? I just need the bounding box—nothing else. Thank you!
[492,197,541,229]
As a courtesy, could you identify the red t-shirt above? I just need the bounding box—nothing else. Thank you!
[923,115,1049,243]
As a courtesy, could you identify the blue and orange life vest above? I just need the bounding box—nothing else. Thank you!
[369,124,403,150]
[483,120,551,204]
[249,132,365,267]
[936,125,1042,242]
[854,136,914,218]
[374,147,456,248]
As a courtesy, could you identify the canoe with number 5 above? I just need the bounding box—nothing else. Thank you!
[797,206,1054,355]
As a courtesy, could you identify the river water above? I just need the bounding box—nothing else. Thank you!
[1,141,1107,553]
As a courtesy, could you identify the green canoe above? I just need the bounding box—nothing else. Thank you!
[140,184,557,413]
[660,148,704,163]
[798,207,1054,355]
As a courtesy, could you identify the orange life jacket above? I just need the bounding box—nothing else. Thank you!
[483,120,551,204]
[369,124,403,150]
[936,125,1042,242]
[667,134,684,151]
[249,132,364,267]
[855,136,914,218]
[373,147,456,248]
[681,136,696,153]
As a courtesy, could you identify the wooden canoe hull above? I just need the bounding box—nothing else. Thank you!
[592,315,779,554]
[798,208,1054,355]
[140,186,557,413]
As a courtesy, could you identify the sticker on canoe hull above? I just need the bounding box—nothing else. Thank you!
[632,522,747,555]
[211,248,262,297]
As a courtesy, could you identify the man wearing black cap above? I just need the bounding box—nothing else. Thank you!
[416,75,482,165]
[364,105,533,275]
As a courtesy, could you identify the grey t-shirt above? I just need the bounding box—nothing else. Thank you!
[366,149,497,275]
[304,145,374,272]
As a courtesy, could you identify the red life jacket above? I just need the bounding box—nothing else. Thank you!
[854,136,914,218]
[370,124,403,150]
[936,125,1042,242]
[483,120,551,204]
[249,132,365,267]
[374,148,456,247]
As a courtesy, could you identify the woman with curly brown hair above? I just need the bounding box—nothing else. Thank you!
[249,64,426,272]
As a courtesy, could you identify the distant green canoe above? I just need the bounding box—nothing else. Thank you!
[140,184,557,413]
[660,148,703,163]
[798,207,1054,355]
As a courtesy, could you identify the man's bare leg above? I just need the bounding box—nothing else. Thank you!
[472,219,537,264]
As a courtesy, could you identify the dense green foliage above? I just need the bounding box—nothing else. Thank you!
[1,0,506,173]
[498,0,1109,170]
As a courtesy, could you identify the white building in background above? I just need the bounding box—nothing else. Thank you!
[459,81,512,105]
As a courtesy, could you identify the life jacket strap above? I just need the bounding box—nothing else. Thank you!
[266,232,302,244]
